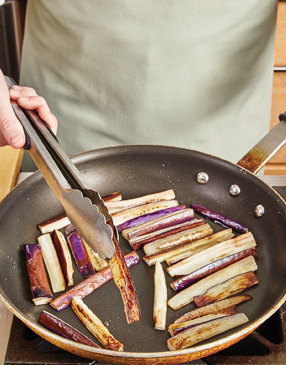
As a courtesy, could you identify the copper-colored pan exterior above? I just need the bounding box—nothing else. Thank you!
[0,145,286,363]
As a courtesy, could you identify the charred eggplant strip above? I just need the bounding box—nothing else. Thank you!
[170,248,257,291]
[105,189,175,214]
[113,200,179,227]
[38,310,99,348]
[194,271,259,307]
[153,262,167,330]
[167,232,256,277]
[117,205,185,232]
[167,313,249,350]
[37,234,66,293]
[51,230,74,286]
[38,214,70,234]
[25,244,53,305]
[38,192,121,233]
[109,243,141,324]
[101,192,122,202]
[144,229,234,267]
[143,224,213,256]
[83,240,108,271]
[65,225,95,278]
[192,204,248,233]
[169,313,230,336]
[129,219,204,251]
[50,251,140,311]
[174,295,252,324]
[122,209,195,240]
[71,297,123,351]
[168,256,257,310]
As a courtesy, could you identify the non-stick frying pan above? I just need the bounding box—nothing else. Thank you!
[0,127,286,364]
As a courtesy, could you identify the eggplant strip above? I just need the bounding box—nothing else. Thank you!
[105,189,175,214]
[25,244,53,305]
[117,205,185,232]
[167,313,249,350]
[65,225,95,278]
[192,204,248,233]
[38,192,122,234]
[113,200,179,227]
[71,297,123,351]
[167,232,256,277]
[174,295,252,324]
[169,313,230,336]
[170,248,257,291]
[38,310,100,348]
[122,209,195,240]
[51,230,74,286]
[37,234,66,293]
[50,251,140,311]
[143,229,234,266]
[129,219,204,251]
[109,238,141,324]
[83,240,108,271]
[143,224,213,257]
[194,271,259,307]
[168,256,257,310]
[153,262,167,330]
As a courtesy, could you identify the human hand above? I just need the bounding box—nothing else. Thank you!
[0,70,57,148]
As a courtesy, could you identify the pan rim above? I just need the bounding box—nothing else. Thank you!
[0,144,286,361]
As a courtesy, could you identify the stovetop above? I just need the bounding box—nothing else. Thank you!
[4,186,286,365]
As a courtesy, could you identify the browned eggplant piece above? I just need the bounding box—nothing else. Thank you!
[167,313,249,350]
[170,248,257,291]
[38,311,100,348]
[153,262,167,330]
[143,228,233,267]
[105,189,175,214]
[50,251,140,311]
[129,219,204,251]
[143,224,213,256]
[37,234,66,293]
[51,230,74,286]
[71,297,124,351]
[122,208,195,240]
[109,240,141,324]
[193,271,259,307]
[82,240,108,271]
[113,200,179,227]
[167,232,256,277]
[174,295,252,324]
[24,244,53,305]
[168,256,257,310]
[65,225,95,278]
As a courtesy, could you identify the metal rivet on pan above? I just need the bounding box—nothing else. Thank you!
[229,184,241,196]
[255,204,265,217]
[196,172,209,184]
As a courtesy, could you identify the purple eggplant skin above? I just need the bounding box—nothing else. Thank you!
[25,244,53,303]
[192,204,248,233]
[39,311,99,348]
[65,225,95,278]
[171,248,257,292]
[117,205,186,232]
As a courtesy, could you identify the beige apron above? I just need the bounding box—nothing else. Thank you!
[20,0,277,169]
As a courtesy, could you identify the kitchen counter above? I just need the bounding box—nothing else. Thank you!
[0,173,285,365]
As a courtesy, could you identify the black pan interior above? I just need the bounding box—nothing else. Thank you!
[0,145,285,353]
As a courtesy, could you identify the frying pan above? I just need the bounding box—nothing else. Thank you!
[0,124,286,364]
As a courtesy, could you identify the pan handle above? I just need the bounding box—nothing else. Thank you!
[237,113,286,175]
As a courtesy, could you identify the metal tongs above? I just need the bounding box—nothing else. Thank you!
[5,76,115,259]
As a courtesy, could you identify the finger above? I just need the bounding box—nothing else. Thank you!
[37,106,58,134]
[0,112,26,148]
[17,95,48,110]
[10,87,37,99]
